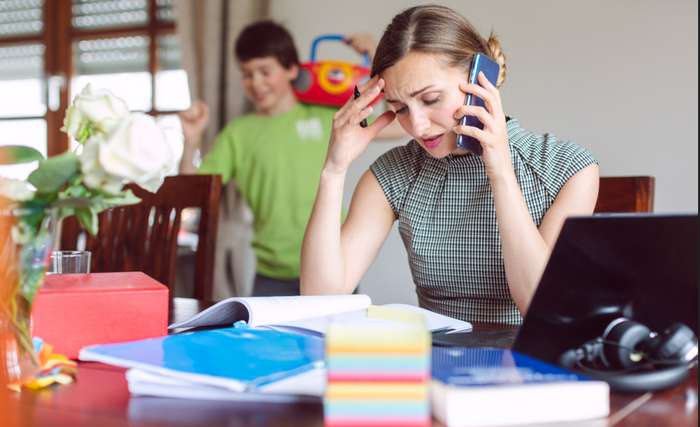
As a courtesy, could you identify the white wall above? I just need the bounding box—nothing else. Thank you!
[270,0,698,304]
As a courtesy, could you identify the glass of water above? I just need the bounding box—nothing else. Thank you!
[48,250,91,274]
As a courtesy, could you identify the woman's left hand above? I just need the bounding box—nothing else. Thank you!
[344,33,376,59]
[453,72,513,180]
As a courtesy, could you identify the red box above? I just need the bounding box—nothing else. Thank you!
[32,272,169,359]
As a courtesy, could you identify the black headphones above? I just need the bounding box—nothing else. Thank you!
[559,317,698,393]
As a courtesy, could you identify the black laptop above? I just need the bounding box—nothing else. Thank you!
[512,213,699,365]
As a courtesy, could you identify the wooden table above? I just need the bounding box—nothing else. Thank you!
[2,298,697,426]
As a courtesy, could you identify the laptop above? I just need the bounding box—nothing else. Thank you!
[512,213,698,365]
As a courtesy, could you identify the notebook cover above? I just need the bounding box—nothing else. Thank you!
[432,347,593,386]
[430,347,609,427]
[79,327,325,391]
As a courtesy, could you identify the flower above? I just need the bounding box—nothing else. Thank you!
[61,84,129,143]
[94,113,175,193]
[0,178,35,201]
[1,83,175,242]
[0,85,176,380]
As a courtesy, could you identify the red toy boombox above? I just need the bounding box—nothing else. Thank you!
[293,34,372,107]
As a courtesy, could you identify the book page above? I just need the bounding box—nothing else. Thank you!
[244,294,371,326]
[272,304,472,335]
[169,294,372,329]
[382,304,472,333]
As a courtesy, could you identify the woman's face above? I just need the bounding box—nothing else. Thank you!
[382,51,468,158]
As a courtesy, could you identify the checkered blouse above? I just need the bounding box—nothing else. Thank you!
[370,118,597,325]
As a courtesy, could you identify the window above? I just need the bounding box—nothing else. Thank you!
[0,0,188,179]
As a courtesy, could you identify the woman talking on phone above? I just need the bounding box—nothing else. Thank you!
[300,5,599,324]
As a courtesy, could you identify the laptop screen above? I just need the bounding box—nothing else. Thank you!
[512,214,698,365]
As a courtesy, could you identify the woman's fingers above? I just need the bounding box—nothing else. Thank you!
[459,80,500,115]
[366,110,396,137]
[357,74,380,94]
[453,105,495,130]
[453,124,487,144]
[336,78,384,126]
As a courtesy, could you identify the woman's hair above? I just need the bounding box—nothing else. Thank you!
[235,20,299,69]
[372,5,507,87]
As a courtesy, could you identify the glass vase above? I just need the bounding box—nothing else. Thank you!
[0,207,57,388]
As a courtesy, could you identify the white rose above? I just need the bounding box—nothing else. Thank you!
[79,136,125,194]
[0,177,35,201]
[62,84,130,141]
[95,113,175,193]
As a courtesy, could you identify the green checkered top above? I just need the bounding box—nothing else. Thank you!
[370,118,597,325]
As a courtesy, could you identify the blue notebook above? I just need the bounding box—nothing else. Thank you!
[431,347,609,427]
[79,327,324,392]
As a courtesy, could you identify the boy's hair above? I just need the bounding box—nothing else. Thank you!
[234,20,300,69]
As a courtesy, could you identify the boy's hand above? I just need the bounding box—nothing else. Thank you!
[344,33,377,59]
[178,100,210,147]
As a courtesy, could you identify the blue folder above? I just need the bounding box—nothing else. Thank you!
[79,327,324,392]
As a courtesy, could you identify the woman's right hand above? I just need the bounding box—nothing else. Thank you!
[178,100,210,148]
[324,76,396,174]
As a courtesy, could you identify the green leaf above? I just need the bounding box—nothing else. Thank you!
[75,207,99,236]
[101,189,141,207]
[0,145,45,164]
[27,152,80,194]
[53,197,92,209]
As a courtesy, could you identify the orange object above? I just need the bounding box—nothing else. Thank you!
[293,34,374,107]
[31,272,169,359]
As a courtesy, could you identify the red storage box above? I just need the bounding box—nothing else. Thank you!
[32,272,169,359]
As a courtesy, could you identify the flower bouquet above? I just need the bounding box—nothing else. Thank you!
[0,85,176,388]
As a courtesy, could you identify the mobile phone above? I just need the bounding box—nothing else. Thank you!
[455,53,500,155]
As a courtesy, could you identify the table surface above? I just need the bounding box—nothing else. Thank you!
[3,298,698,427]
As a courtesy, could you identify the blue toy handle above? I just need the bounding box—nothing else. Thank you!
[309,34,370,67]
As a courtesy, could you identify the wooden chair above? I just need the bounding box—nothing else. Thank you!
[60,174,222,300]
[595,176,655,213]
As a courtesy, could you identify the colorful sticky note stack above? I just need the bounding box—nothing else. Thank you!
[324,305,431,427]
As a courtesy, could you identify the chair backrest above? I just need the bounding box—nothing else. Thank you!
[595,176,655,213]
[60,174,222,300]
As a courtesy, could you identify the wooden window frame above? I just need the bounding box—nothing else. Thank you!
[0,0,177,157]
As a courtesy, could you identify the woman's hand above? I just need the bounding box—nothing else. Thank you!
[325,76,395,174]
[344,33,377,58]
[453,72,512,180]
[178,100,210,148]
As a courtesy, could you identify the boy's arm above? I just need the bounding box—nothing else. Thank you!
[178,101,210,174]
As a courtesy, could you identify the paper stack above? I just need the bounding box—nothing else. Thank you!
[324,306,431,427]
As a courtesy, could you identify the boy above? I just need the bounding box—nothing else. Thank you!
[179,21,396,296]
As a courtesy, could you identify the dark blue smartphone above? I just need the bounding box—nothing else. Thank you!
[455,53,500,155]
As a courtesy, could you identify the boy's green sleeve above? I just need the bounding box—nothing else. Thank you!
[198,127,237,184]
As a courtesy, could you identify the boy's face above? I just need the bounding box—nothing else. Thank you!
[239,56,298,115]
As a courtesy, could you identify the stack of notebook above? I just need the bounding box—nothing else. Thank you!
[323,306,431,427]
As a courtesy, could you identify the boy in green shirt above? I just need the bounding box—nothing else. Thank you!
[179,21,394,296]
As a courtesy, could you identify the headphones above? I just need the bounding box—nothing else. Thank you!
[559,317,698,393]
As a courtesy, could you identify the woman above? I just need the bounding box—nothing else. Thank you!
[300,5,599,324]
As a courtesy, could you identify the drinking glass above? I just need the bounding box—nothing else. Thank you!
[48,250,91,274]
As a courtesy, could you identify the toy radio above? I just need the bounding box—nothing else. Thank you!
[293,34,371,107]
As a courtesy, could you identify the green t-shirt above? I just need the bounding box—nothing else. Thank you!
[199,103,334,279]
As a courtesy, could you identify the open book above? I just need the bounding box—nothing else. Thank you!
[168,294,472,335]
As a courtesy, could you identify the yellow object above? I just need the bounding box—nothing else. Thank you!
[6,339,77,392]
[326,382,428,399]
[367,305,425,325]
